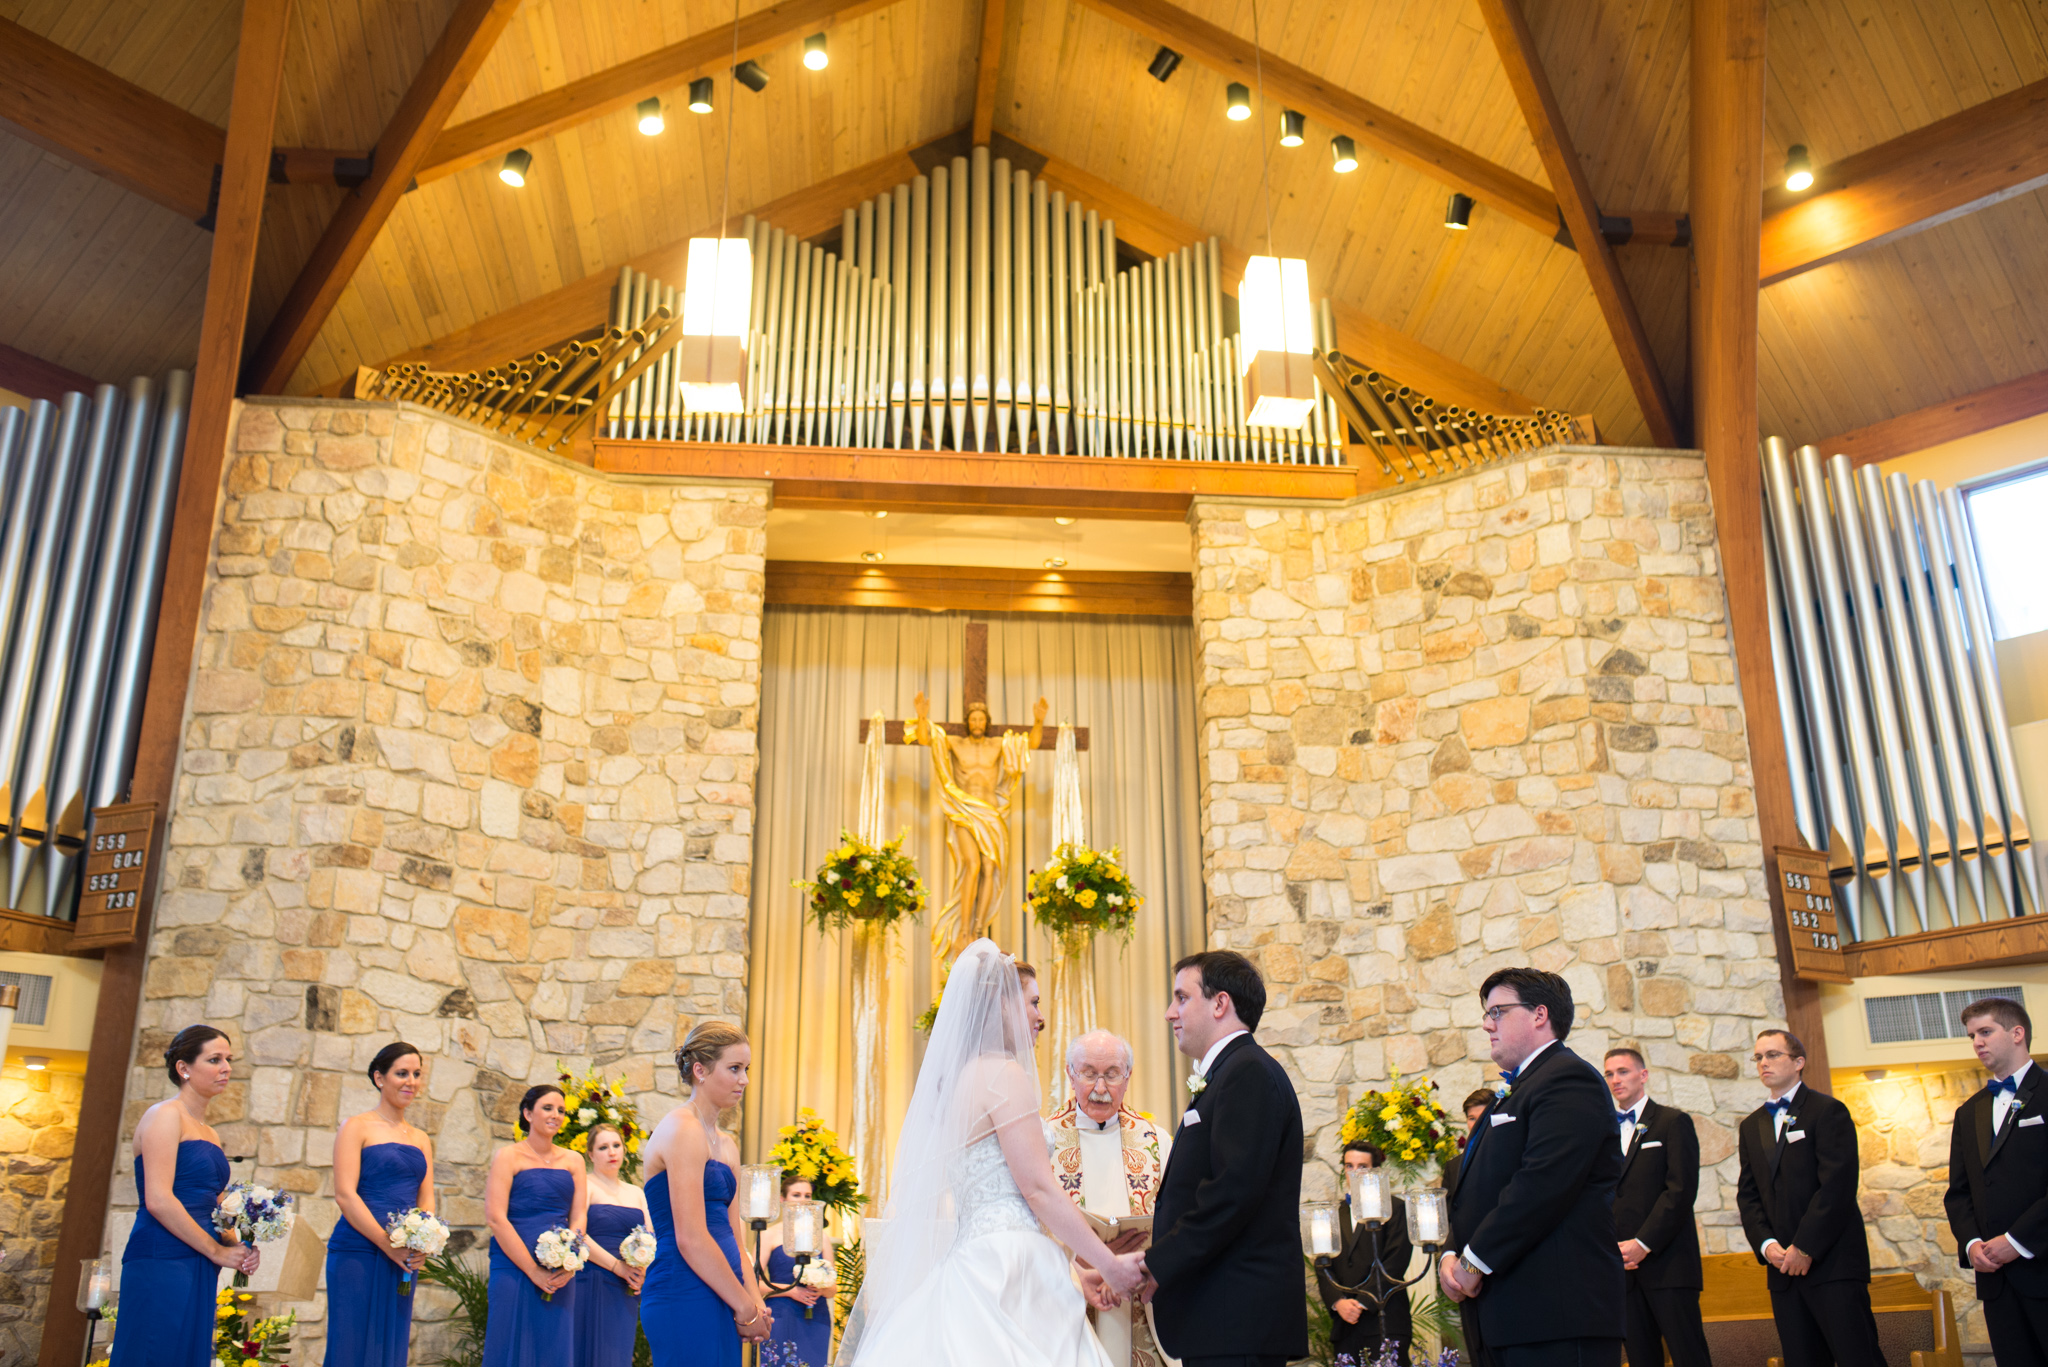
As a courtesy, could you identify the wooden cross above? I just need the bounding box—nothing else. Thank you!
[857,621,1088,750]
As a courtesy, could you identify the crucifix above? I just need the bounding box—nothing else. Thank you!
[858,621,1089,965]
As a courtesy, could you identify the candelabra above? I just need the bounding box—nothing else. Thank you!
[736,1165,824,1292]
[1300,1168,1449,1313]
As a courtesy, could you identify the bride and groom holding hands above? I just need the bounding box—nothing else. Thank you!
[841,943,1309,1367]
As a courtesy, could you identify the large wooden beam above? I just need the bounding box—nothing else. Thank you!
[971,0,1006,146]
[1478,0,1679,447]
[1071,0,1557,235]
[245,0,521,395]
[0,16,224,221]
[416,0,899,186]
[1842,916,2048,978]
[0,342,98,404]
[1817,367,2048,468]
[1760,78,2048,287]
[1693,0,1827,1075]
[1028,150,1541,417]
[37,4,293,1358]
[769,561,1194,616]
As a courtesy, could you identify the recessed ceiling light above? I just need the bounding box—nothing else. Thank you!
[861,550,885,563]
[23,1056,47,1071]
[1054,517,1075,525]
[866,509,889,519]
[1044,557,1067,569]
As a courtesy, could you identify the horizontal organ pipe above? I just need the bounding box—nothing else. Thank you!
[0,374,191,919]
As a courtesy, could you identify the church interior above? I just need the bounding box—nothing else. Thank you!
[4,0,2048,1362]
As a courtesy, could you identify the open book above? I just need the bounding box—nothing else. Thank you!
[1080,1210,1154,1244]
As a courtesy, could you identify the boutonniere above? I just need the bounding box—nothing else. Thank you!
[1187,1071,1207,1098]
[1495,1083,1511,1100]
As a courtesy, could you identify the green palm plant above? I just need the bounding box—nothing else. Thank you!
[420,1250,489,1367]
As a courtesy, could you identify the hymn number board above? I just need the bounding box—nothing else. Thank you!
[73,801,158,948]
[1773,846,1851,982]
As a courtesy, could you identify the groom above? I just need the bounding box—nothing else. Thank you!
[1143,950,1308,1367]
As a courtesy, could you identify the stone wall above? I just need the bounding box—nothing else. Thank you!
[0,1063,80,1363]
[1190,448,1780,1239]
[110,398,766,1358]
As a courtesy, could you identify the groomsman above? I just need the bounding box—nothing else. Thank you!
[1735,1029,1881,1367]
[1441,967,1624,1367]
[1602,1048,1712,1367]
[1944,996,2048,1367]
[1443,1089,1496,1202]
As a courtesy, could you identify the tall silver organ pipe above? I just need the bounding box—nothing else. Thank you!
[1760,437,2039,941]
[0,372,191,919]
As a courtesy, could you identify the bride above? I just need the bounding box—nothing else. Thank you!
[841,940,1147,1366]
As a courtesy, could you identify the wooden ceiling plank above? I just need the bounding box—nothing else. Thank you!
[1071,0,1559,236]
[246,0,524,395]
[1817,366,2048,468]
[1477,0,1679,446]
[1760,75,2048,286]
[0,15,223,221]
[971,0,1005,146]
[416,0,902,187]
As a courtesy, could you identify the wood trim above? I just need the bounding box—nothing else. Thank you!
[595,439,1360,517]
[416,0,900,185]
[245,0,522,395]
[0,908,76,956]
[1816,367,2048,468]
[970,0,1005,147]
[36,7,292,1362]
[1692,0,1826,1073]
[1026,150,1541,418]
[1760,78,2048,287]
[768,560,1193,616]
[0,342,98,404]
[1071,0,1557,235]
[0,16,225,221]
[1477,0,1678,447]
[1842,916,2048,978]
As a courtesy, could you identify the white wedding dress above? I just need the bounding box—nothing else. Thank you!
[841,940,1113,1367]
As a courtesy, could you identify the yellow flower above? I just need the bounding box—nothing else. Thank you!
[1379,1105,1401,1122]
[217,1306,234,1321]
[569,1132,589,1152]
[1076,850,1096,865]
[780,1125,798,1137]
[1076,888,1098,909]
[837,845,854,860]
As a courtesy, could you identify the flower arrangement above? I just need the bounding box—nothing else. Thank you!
[767,1108,863,1215]
[794,830,925,932]
[620,1224,658,1270]
[384,1207,451,1297]
[1341,1075,1462,1179]
[552,1063,647,1180]
[1027,843,1141,940]
[533,1225,587,1299]
[212,1182,296,1287]
[212,1287,296,1366]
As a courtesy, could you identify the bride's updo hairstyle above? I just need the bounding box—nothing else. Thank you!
[676,1021,749,1089]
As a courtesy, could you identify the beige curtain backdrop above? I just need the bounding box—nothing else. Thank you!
[743,606,1206,1183]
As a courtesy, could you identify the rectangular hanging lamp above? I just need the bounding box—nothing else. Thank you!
[677,236,753,413]
[1238,255,1317,429]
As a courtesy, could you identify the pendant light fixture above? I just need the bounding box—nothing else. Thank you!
[1444,193,1474,230]
[1225,82,1252,121]
[1330,135,1357,173]
[1236,0,1316,430]
[499,148,532,187]
[1278,109,1305,147]
[636,98,665,136]
[1783,144,1814,192]
[803,33,829,70]
[688,77,715,113]
[679,0,755,414]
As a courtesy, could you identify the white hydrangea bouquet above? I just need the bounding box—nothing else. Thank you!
[533,1224,588,1300]
[618,1223,657,1294]
[797,1257,835,1319]
[212,1182,296,1287]
[384,1207,451,1296]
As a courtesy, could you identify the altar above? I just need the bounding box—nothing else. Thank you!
[740,607,1207,1191]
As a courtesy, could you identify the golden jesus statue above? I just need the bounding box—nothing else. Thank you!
[907,690,1048,964]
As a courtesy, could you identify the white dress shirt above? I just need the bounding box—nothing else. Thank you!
[1196,1029,1249,1081]
[1617,1101,1643,1157]
[1460,1040,1558,1275]
[1967,1061,2036,1262]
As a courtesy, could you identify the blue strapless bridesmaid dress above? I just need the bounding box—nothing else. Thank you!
[110,1138,230,1367]
[639,1163,743,1367]
[481,1167,578,1366]
[573,1202,645,1367]
[766,1244,833,1367]
[323,1141,429,1366]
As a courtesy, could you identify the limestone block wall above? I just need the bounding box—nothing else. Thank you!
[0,1063,81,1363]
[1191,449,1782,1245]
[111,398,766,1357]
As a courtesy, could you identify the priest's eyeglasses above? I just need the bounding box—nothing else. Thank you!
[1074,1067,1129,1085]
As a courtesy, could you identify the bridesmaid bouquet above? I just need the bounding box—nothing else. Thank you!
[533,1225,587,1301]
[797,1258,835,1319]
[384,1208,452,1297]
[618,1223,657,1295]
[212,1182,296,1287]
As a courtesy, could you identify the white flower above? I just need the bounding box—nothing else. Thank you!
[824,870,839,883]
[1186,1071,1207,1098]
[1056,875,1069,891]
[606,1108,620,1121]
[1107,894,1123,906]
[578,1107,598,1124]
[619,1225,658,1269]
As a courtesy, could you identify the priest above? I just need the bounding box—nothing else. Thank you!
[1046,1029,1178,1367]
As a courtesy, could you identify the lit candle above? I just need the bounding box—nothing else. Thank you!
[787,1201,821,1256]
[1351,1168,1390,1224]
[1310,1207,1337,1257]
[1410,1192,1447,1247]
[741,1165,779,1222]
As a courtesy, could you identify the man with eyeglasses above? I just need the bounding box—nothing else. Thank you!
[1045,1029,1175,1366]
[1439,967,1624,1367]
[1735,1028,1880,1366]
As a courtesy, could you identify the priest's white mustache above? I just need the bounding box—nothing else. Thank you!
[1089,1088,1113,1104]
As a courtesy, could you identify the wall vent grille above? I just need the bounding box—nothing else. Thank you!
[1865,986,2025,1045]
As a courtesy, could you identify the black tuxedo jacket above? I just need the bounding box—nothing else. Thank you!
[1613,1098,1704,1291]
[1944,1060,2048,1302]
[1149,1033,1308,1361]
[1319,1195,1415,1353]
[1735,1085,1869,1287]
[1448,1041,1625,1348]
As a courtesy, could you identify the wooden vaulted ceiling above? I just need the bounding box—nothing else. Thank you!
[4,0,2048,455]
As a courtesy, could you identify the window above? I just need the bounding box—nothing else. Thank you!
[1865,985,2025,1045]
[0,971,51,1027]
[1964,466,2048,639]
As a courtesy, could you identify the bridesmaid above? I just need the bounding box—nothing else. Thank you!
[109,1025,260,1367]
[640,1022,771,1367]
[480,1084,587,1366]
[574,1123,652,1367]
[325,1041,436,1366]
[762,1175,836,1367]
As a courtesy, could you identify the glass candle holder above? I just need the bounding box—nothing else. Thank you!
[1299,1201,1341,1259]
[738,1165,782,1223]
[1347,1166,1391,1225]
[1407,1189,1449,1248]
[77,1257,111,1312]
[782,1198,823,1257]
